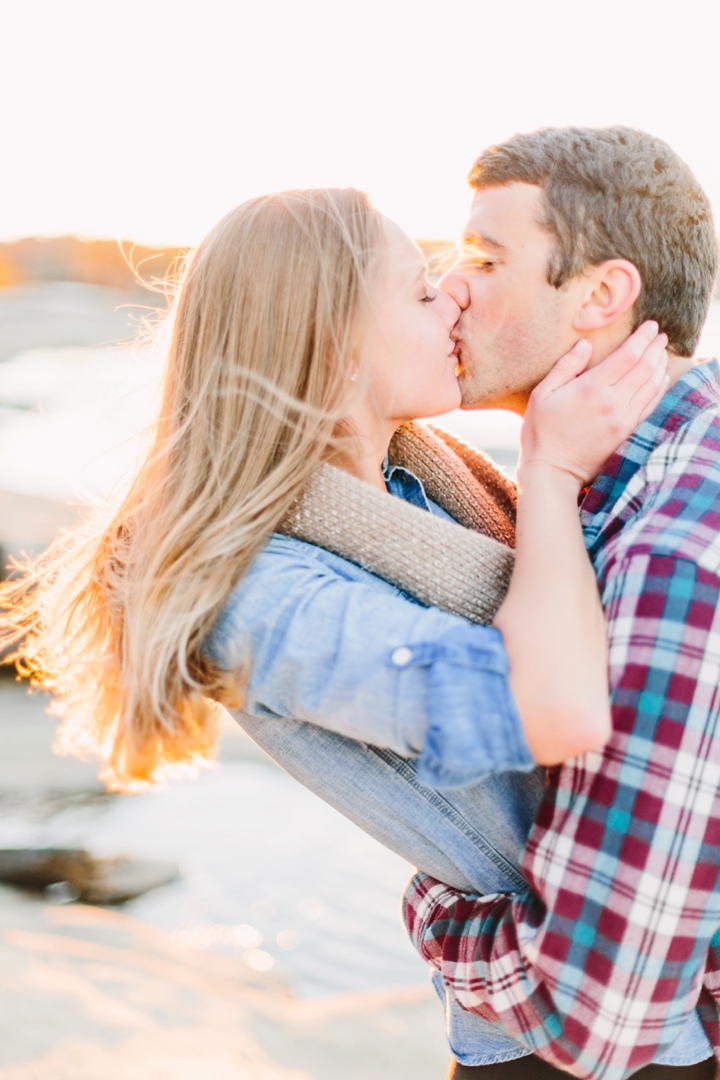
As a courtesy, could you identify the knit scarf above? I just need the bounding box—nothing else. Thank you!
[279,422,516,626]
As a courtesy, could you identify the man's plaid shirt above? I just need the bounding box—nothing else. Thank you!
[404,360,720,1080]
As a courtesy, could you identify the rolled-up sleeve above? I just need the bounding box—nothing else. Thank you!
[207,536,533,788]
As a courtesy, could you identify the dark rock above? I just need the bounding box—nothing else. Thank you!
[0,848,178,904]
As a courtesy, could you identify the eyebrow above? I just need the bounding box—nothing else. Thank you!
[462,231,505,251]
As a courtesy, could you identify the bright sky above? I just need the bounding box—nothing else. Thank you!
[3,0,720,247]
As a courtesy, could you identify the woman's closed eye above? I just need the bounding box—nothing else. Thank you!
[420,291,437,304]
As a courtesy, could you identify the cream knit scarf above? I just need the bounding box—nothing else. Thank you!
[279,422,516,626]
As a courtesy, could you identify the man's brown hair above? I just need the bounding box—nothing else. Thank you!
[469,127,718,356]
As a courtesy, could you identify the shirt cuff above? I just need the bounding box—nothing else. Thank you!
[391,625,534,789]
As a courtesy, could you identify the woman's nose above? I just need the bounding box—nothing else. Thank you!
[439,267,470,311]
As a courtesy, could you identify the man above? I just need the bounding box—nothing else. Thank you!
[230,127,720,1078]
[401,127,720,1078]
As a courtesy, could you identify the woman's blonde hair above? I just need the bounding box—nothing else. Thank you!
[0,188,383,789]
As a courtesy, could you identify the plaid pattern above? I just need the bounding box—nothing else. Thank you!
[404,360,720,1079]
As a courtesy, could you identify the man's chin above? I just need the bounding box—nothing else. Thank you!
[458,380,497,412]
[457,359,527,412]
[459,384,528,414]
[456,360,498,411]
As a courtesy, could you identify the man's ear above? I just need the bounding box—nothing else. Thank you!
[572,260,642,332]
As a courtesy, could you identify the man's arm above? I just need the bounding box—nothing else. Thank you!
[209,534,534,788]
[404,545,720,1080]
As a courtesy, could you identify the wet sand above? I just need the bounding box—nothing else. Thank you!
[0,678,448,1077]
[0,883,446,1079]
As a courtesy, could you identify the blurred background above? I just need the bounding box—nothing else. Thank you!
[1,2,720,1077]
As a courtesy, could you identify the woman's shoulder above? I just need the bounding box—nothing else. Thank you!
[229,533,410,612]
[207,532,413,667]
[262,532,399,586]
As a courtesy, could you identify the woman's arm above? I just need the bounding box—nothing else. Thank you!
[494,460,611,763]
[493,323,668,764]
[212,536,534,788]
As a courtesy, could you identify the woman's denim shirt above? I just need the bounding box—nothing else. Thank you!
[207,462,534,789]
[207,464,711,1068]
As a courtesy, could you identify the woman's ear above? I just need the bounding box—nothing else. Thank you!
[572,260,642,332]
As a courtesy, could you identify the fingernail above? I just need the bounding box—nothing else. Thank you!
[575,339,591,354]
[647,321,659,334]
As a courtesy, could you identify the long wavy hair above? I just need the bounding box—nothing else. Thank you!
[0,188,383,789]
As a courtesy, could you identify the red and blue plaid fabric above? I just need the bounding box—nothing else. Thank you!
[404,360,720,1079]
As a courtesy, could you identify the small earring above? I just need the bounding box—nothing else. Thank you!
[349,370,358,382]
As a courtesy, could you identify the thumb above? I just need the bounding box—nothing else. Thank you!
[532,339,593,401]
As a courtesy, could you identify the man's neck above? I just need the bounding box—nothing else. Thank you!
[667,351,697,387]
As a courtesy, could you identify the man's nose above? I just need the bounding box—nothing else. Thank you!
[442,291,461,329]
[439,266,470,311]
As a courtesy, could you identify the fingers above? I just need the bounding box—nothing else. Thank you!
[584,321,662,387]
[611,330,668,401]
[631,370,671,425]
[532,339,592,400]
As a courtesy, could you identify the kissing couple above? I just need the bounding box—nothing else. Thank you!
[4,126,720,1080]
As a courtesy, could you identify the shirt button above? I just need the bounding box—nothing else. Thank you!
[391,646,413,667]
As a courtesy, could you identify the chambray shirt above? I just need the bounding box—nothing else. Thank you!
[208,461,534,790]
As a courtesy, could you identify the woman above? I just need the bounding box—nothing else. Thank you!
[0,188,665,784]
[0,189,680,1077]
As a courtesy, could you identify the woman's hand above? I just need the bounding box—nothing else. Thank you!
[497,321,667,764]
[520,321,669,487]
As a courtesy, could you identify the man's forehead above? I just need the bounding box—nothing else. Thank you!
[463,183,545,248]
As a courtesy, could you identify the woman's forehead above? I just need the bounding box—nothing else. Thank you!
[380,216,425,278]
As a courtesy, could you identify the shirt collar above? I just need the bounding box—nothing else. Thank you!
[581,357,720,539]
[381,456,436,512]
